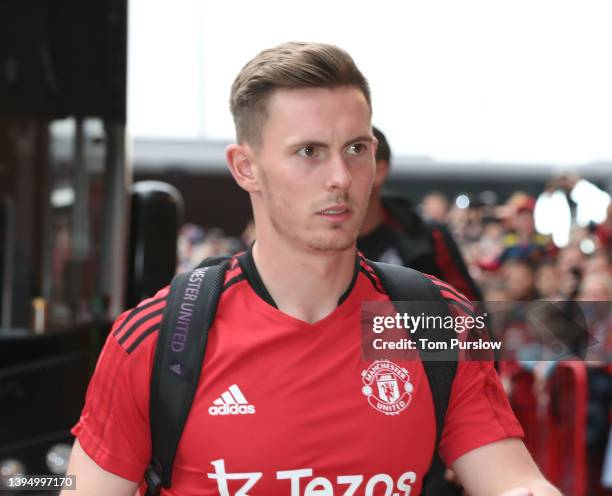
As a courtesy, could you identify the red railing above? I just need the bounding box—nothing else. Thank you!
[545,361,588,496]
[507,368,540,458]
[504,361,589,496]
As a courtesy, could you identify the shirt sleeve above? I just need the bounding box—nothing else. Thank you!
[71,289,167,481]
[424,275,525,466]
[438,359,525,467]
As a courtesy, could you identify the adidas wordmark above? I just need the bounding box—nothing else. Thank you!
[208,384,256,416]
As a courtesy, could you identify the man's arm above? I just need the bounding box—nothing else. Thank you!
[452,438,560,496]
[60,439,139,496]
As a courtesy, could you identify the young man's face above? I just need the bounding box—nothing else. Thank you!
[250,86,376,253]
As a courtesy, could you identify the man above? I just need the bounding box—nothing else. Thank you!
[358,127,481,301]
[499,196,552,266]
[421,191,450,223]
[64,42,559,495]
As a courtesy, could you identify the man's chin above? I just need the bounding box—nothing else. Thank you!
[306,232,358,253]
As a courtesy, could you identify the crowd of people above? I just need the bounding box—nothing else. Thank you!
[422,184,612,493]
[434,189,611,305]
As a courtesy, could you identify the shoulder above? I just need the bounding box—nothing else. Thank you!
[110,286,170,355]
[421,273,476,314]
[361,256,475,309]
[112,256,245,355]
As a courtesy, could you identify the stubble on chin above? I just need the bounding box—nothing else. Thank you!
[306,205,368,253]
[306,229,356,252]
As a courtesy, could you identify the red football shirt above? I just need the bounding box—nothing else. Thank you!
[72,251,523,495]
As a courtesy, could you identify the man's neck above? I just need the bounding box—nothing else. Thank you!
[251,239,356,324]
[359,194,385,236]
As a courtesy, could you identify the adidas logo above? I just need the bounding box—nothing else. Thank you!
[208,384,256,416]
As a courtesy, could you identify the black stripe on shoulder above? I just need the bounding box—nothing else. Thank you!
[430,279,472,307]
[117,308,164,345]
[447,297,476,318]
[125,324,160,354]
[360,266,386,294]
[223,273,246,292]
[113,296,165,337]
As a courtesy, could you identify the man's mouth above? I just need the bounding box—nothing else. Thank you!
[317,205,353,222]
[320,208,348,215]
[318,204,351,214]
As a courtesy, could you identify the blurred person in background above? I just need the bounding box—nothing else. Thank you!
[358,126,481,300]
[557,243,585,275]
[480,279,519,359]
[479,220,506,262]
[241,218,256,248]
[483,278,511,303]
[534,262,563,301]
[579,273,612,303]
[583,251,610,278]
[499,196,553,266]
[198,227,241,259]
[177,225,242,273]
[473,219,507,274]
[176,223,206,273]
[502,259,538,301]
[557,244,587,300]
[447,197,485,245]
[421,191,450,223]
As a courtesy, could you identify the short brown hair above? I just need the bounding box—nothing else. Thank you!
[230,41,371,147]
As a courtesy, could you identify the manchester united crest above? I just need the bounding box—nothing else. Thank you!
[361,360,414,416]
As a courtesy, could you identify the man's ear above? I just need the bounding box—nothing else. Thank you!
[226,144,260,193]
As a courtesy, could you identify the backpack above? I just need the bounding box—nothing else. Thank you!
[143,256,460,496]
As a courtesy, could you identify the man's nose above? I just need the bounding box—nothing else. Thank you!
[326,154,352,191]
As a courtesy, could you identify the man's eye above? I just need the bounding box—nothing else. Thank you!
[297,145,317,158]
[347,143,367,155]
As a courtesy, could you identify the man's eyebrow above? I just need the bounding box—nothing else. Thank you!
[343,135,374,148]
[287,135,374,150]
[287,140,329,150]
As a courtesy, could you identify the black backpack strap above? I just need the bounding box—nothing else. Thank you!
[144,257,231,496]
[370,261,460,496]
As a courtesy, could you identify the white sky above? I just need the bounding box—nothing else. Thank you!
[128,0,612,166]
